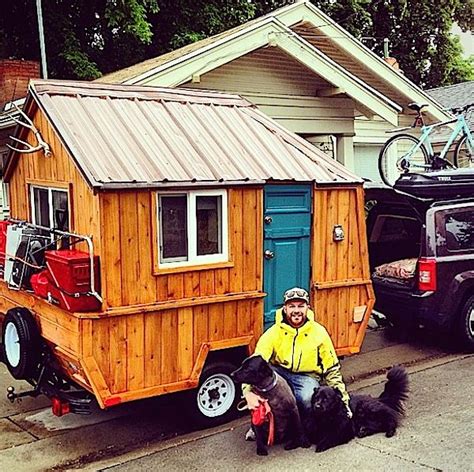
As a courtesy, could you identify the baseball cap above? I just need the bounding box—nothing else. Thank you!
[283,287,309,304]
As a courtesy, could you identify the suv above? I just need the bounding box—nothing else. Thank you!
[365,183,474,350]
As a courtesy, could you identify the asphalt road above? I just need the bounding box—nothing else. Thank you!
[0,326,471,471]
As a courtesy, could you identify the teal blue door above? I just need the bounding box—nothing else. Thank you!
[263,185,312,330]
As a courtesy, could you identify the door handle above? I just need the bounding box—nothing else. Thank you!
[264,216,273,225]
[264,249,275,259]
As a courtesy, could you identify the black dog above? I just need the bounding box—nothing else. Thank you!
[307,386,354,452]
[350,365,409,438]
[231,355,310,456]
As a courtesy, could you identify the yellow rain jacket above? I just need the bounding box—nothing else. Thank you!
[246,308,349,404]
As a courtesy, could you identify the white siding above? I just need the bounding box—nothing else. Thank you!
[183,47,356,135]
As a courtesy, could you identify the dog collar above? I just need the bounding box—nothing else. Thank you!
[254,371,278,394]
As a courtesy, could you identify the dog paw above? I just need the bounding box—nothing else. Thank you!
[257,448,268,456]
[385,430,396,438]
[300,438,312,449]
[315,444,328,453]
[284,441,299,450]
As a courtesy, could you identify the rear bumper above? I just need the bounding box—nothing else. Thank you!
[373,280,452,330]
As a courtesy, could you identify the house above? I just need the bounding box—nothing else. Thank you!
[0,79,373,421]
[427,81,474,129]
[97,0,452,182]
[0,59,41,218]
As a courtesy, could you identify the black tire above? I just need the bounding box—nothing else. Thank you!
[457,296,474,351]
[454,135,474,168]
[378,134,430,186]
[1,308,42,380]
[185,360,241,429]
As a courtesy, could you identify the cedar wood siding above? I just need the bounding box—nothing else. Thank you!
[312,186,374,355]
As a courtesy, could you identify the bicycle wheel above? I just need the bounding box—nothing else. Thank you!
[378,134,430,186]
[454,135,474,168]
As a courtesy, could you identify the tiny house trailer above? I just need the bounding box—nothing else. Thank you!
[0,80,374,425]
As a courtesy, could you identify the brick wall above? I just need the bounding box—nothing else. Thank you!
[0,59,40,110]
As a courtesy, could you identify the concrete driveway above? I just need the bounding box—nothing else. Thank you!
[0,326,471,471]
[97,355,474,472]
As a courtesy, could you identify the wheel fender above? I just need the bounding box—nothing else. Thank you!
[447,273,474,317]
[1,307,42,380]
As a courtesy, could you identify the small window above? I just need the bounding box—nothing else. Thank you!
[370,215,420,243]
[445,211,474,251]
[31,186,69,231]
[158,190,228,267]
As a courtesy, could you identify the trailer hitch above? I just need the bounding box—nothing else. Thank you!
[6,385,41,402]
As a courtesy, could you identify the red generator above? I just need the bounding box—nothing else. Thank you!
[45,250,101,312]
[0,220,12,267]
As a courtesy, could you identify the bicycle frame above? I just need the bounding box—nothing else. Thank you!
[400,113,474,169]
[420,114,474,160]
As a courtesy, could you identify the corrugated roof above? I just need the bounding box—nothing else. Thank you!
[8,79,361,188]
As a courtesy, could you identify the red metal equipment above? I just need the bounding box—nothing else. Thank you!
[45,249,101,312]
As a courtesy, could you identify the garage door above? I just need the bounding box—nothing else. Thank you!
[354,145,382,182]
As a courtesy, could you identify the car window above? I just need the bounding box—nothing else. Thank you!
[370,215,420,243]
[445,210,474,251]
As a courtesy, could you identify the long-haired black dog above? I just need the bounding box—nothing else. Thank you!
[306,366,409,452]
[306,386,354,452]
[350,365,409,438]
[231,355,310,456]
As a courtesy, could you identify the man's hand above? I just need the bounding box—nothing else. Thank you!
[345,403,353,419]
[244,390,265,410]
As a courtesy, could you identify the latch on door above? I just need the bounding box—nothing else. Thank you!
[264,249,275,259]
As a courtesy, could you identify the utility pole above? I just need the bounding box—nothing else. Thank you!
[36,0,48,78]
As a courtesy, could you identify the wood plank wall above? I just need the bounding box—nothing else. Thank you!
[7,107,101,255]
[82,298,262,395]
[99,187,263,308]
[312,186,374,354]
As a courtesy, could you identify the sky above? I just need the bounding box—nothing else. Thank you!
[452,23,473,58]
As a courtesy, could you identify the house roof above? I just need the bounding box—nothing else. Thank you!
[5,80,362,188]
[97,0,451,124]
[426,81,474,133]
[427,81,474,110]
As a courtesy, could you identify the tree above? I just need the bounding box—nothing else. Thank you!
[1,0,472,87]
[0,0,159,79]
[365,0,474,88]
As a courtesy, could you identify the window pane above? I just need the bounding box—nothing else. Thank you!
[33,187,50,228]
[445,211,474,251]
[161,196,188,260]
[52,190,69,231]
[377,216,420,242]
[196,196,221,255]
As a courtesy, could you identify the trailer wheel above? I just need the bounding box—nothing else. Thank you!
[458,295,474,351]
[186,360,240,428]
[2,308,42,380]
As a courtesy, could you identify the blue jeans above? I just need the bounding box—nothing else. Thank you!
[272,365,320,416]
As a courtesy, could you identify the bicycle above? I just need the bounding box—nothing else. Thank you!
[378,103,474,186]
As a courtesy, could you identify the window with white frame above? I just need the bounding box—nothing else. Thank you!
[31,186,69,231]
[158,190,228,267]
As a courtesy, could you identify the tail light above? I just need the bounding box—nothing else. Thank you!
[418,258,437,292]
[51,397,70,417]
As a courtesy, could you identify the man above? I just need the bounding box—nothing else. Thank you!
[244,287,350,421]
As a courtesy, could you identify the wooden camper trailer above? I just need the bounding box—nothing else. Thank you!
[0,80,374,425]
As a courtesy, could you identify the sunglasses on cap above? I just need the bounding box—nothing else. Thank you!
[284,288,309,303]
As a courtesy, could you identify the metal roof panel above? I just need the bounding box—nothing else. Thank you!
[14,80,362,188]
